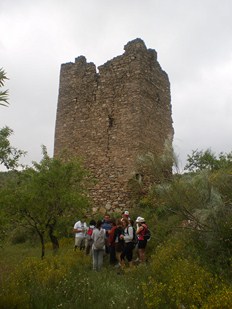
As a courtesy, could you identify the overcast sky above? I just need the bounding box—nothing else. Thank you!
[1,0,232,171]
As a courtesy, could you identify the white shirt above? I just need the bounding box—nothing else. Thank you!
[124,226,133,243]
[74,220,87,238]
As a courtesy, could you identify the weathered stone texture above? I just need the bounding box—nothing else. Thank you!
[54,38,174,213]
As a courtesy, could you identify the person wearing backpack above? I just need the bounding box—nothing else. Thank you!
[136,217,148,263]
[91,220,106,271]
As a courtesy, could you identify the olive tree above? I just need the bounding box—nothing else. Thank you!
[1,146,89,258]
[184,149,232,172]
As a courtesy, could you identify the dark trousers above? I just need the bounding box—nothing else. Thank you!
[109,245,117,264]
[120,242,134,262]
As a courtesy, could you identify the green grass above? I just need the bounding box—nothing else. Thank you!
[2,236,231,309]
[0,240,148,309]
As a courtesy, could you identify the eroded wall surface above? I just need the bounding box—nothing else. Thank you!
[54,38,174,213]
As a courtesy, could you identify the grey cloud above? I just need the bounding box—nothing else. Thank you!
[1,0,232,170]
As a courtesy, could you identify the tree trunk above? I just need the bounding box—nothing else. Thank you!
[48,224,59,254]
[38,231,45,259]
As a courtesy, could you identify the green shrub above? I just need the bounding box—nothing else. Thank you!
[203,284,232,308]
[167,258,214,308]
[0,249,89,308]
[142,237,220,308]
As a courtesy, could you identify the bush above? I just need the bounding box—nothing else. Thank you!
[0,249,89,308]
[142,237,222,308]
[203,284,232,308]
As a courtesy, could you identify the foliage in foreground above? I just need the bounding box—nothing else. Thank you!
[1,147,232,308]
[1,237,232,309]
[149,165,232,275]
[134,148,232,307]
[142,237,232,309]
[0,241,145,309]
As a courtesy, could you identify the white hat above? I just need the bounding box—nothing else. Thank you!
[124,210,129,216]
[136,216,145,223]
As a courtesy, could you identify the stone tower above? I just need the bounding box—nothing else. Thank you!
[54,38,174,213]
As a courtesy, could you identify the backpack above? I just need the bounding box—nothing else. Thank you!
[143,226,151,241]
[87,227,93,236]
[86,227,94,240]
[94,229,105,250]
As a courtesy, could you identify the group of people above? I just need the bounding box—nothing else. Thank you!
[73,211,149,271]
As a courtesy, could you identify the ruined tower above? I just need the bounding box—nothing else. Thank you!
[54,38,174,213]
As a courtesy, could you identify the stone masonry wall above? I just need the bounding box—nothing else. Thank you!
[54,38,174,214]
